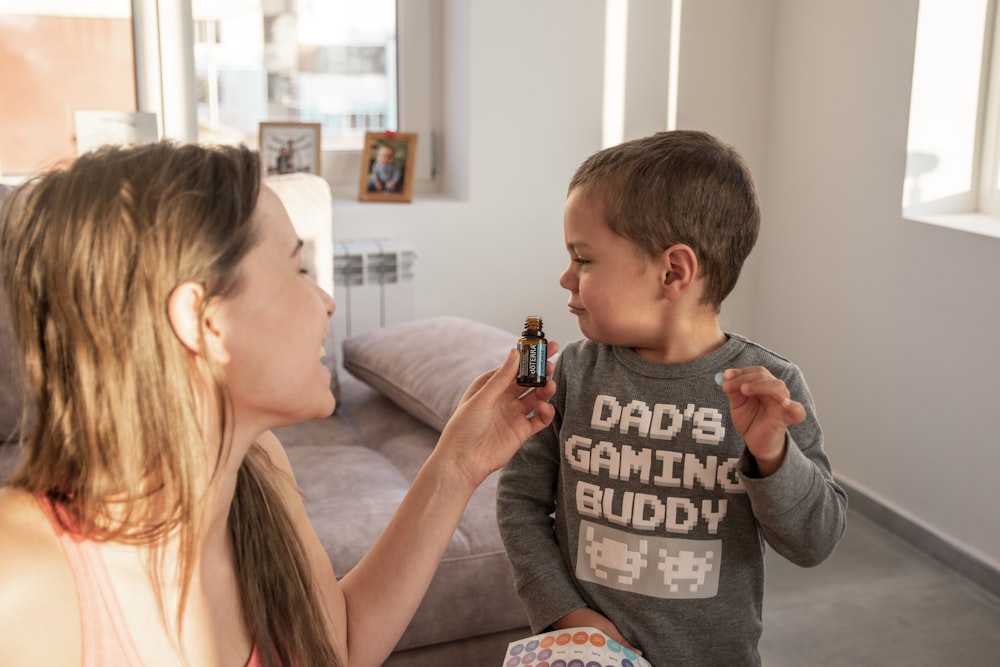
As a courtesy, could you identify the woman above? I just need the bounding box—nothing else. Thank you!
[0,141,557,667]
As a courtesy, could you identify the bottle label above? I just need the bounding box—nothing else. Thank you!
[517,339,547,385]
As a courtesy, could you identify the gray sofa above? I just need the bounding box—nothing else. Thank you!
[0,179,533,665]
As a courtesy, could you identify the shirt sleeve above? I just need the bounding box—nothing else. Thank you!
[737,364,848,566]
[496,364,590,631]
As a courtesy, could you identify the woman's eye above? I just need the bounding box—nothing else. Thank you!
[574,257,590,265]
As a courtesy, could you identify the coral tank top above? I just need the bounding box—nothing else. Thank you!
[37,496,261,667]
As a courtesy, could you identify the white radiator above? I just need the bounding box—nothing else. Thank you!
[332,239,416,344]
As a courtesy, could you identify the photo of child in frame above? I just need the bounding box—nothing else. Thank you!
[358,131,417,202]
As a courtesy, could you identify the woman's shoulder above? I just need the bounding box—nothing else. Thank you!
[0,487,76,594]
[0,487,59,563]
[0,488,82,665]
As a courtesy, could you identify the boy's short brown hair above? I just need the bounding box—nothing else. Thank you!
[568,130,760,310]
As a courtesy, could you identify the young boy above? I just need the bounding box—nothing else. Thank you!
[367,143,402,193]
[497,130,847,666]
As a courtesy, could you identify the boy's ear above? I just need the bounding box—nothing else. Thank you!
[661,244,698,298]
[167,282,230,364]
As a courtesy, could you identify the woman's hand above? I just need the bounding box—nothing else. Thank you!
[435,343,558,490]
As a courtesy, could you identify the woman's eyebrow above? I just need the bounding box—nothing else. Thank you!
[291,238,304,258]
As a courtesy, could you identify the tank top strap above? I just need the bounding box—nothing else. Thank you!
[36,495,146,667]
[37,495,263,667]
[245,644,262,667]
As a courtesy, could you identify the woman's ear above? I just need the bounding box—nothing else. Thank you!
[661,244,698,299]
[167,282,206,354]
[168,282,231,365]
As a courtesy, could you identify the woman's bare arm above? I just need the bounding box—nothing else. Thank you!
[273,348,556,667]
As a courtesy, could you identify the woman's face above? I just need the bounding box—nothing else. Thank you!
[209,186,337,433]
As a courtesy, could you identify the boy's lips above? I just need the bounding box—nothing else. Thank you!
[568,304,585,316]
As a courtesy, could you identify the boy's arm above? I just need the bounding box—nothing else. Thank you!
[721,365,847,566]
[741,429,846,566]
[496,397,589,632]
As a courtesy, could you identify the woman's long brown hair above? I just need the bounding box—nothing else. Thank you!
[0,141,340,666]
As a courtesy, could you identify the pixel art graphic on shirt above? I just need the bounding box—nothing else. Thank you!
[577,520,721,599]
[657,547,715,593]
[584,525,649,585]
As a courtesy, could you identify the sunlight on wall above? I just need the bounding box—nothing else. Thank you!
[602,0,680,148]
[667,0,681,130]
[602,0,628,148]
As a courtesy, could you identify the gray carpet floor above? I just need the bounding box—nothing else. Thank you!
[759,509,1000,666]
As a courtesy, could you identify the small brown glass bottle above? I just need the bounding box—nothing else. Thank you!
[516,316,548,387]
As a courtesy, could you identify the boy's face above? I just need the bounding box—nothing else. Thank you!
[559,188,668,347]
[377,146,395,164]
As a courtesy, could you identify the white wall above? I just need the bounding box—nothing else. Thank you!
[331,1,605,346]
[329,0,1000,571]
[757,0,1000,570]
[673,0,776,334]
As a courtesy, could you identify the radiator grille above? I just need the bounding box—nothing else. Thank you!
[333,239,416,341]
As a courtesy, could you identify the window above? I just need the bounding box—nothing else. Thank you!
[165,0,440,193]
[0,0,136,177]
[191,0,398,153]
[903,0,1000,235]
[1,0,440,195]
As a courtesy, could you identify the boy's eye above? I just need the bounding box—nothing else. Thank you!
[574,257,590,265]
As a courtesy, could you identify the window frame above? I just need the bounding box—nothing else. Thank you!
[979,0,1000,215]
[903,0,1000,237]
[133,0,441,198]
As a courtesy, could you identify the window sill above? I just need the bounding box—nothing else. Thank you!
[904,211,1000,240]
[332,192,462,208]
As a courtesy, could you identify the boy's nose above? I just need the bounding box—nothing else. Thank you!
[558,267,576,291]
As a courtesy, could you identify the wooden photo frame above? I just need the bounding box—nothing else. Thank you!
[358,131,417,202]
[259,121,322,177]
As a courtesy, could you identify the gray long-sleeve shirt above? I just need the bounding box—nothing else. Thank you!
[496,335,847,666]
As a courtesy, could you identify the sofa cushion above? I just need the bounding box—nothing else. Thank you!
[0,184,24,444]
[0,286,27,444]
[341,317,517,432]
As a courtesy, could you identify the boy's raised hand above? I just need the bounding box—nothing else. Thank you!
[717,366,806,477]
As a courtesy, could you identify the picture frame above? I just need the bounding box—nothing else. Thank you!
[358,131,417,202]
[259,121,322,177]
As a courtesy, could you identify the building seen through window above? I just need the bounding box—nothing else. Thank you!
[194,0,397,151]
[0,0,398,177]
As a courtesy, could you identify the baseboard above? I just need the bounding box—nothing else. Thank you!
[839,477,1000,600]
